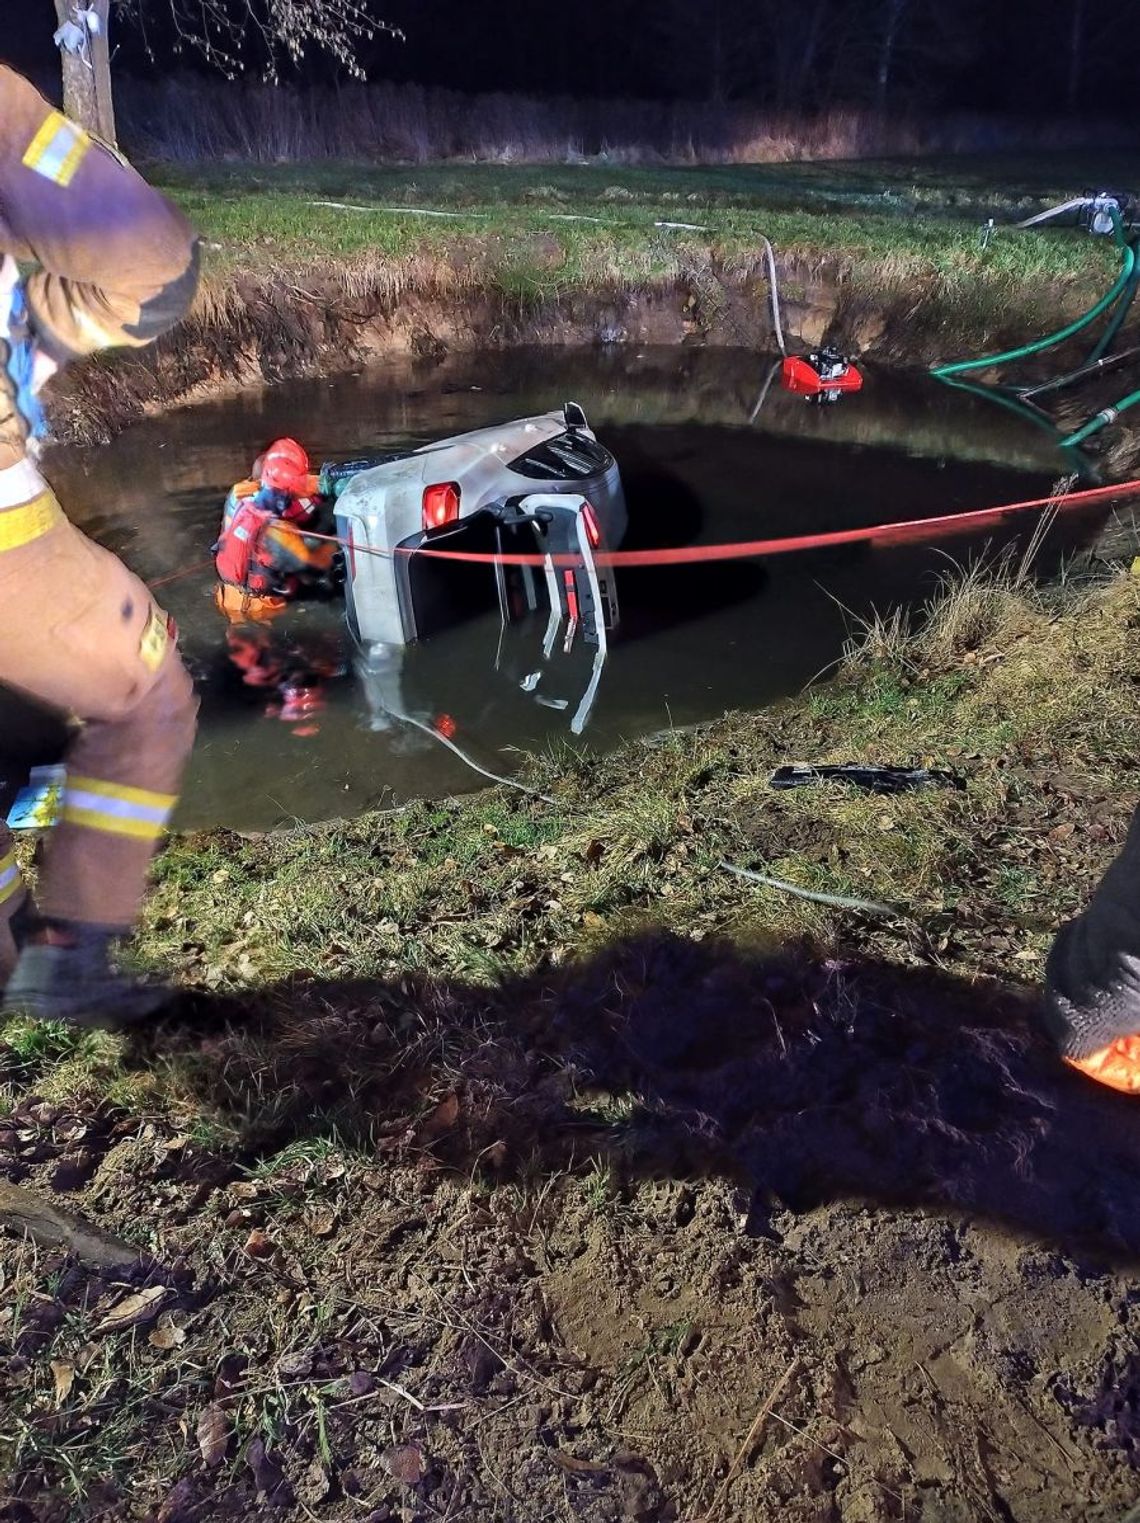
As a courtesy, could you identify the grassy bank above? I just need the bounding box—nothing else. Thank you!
[5,567,1140,1519]
[16,560,1140,1133]
[53,153,1140,442]
[171,157,1121,312]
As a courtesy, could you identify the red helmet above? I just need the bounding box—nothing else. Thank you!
[260,437,309,492]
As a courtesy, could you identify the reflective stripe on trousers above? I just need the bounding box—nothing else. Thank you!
[0,513,198,927]
[61,776,177,841]
[0,850,22,906]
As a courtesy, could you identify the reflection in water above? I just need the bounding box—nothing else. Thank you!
[223,625,346,738]
[2,346,1111,830]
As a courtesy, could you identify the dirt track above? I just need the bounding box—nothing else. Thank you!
[4,937,1140,1522]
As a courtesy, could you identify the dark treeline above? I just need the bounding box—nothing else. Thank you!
[7,0,1134,119]
[108,0,1140,118]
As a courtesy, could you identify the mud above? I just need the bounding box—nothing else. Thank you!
[45,253,1054,447]
[4,938,1140,1521]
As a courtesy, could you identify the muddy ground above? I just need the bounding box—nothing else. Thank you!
[5,936,1140,1521]
[8,575,1140,1519]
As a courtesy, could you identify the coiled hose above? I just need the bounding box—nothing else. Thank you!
[933,206,1140,447]
[932,208,1134,380]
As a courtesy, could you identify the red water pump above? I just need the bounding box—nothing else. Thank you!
[781,346,864,403]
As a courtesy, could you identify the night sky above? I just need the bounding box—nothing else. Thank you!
[3,1,1137,116]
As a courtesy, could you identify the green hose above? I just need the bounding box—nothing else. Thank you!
[1088,263,1140,364]
[933,207,1133,380]
[1060,388,1140,447]
[937,373,1098,476]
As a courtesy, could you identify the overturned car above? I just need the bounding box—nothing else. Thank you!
[333,404,627,655]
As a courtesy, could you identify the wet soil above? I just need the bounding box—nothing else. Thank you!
[41,262,905,447]
[4,936,1140,1521]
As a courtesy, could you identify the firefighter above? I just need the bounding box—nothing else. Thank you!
[0,66,200,1024]
[1045,809,1140,1094]
[213,437,339,623]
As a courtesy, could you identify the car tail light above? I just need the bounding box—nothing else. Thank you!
[581,501,601,547]
[422,482,461,532]
[563,569,580,625]
[434,712,458,740]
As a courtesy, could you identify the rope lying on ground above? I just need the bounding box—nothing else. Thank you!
[389,706,556,805]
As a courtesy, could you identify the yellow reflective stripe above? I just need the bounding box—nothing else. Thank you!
[60,804,166,841]
[0,491,62,552]
[57,133,90,187]
[61,776,178,841]
[0,852,22,906]
[66,776,178,813]
[138,608,169,673]
[22,111,91,187]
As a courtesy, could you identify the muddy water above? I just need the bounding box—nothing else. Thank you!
[12,347,1096,830]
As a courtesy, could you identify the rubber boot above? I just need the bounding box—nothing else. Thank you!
[0,897,34,992]
[2,922,170,1028]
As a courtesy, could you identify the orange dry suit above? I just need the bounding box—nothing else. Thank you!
[213,476,338,624]
[0,66,200,974]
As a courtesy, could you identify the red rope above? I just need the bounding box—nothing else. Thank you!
[148,556,214,591]
[149,477,1140,589]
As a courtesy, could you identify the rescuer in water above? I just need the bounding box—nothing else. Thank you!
[0,66,200,1024]
[213,437,340,624]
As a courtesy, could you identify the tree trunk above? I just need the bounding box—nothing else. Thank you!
[792,0,826,106]
[53,0,116,145]
[707,0,726,105]
[1066,0,1085,113]
[875,0,907,115]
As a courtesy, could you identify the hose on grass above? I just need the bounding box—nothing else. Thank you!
[933,206,1133,380]
[718,860,906,919]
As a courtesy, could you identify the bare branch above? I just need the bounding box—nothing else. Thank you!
[113,0,403,79]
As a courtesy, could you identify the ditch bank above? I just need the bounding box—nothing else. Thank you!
[5,575,1140,1521]
[48,246,1106,445]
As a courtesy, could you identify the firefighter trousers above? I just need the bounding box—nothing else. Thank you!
[0,473,198,971]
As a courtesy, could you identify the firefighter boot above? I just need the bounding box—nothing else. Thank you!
[1044,801,1140,1093]
[0,898,34,990]
[2,922,170,1028]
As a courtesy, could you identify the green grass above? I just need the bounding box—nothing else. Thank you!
[164,157,1127,315]
[5,563,1139,1138]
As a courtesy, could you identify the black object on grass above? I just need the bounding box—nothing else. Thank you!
[769,763,965,795]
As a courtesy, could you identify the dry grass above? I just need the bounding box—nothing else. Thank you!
[5,569,1140,1521]
[119,75,1132,167]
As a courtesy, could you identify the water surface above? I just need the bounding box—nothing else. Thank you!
[17,346,1093,830]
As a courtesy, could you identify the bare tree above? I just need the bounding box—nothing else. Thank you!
[874,0,909,114]
[50,0,400,143]
[54,1,116,142]
[757,0,832,110]
[1065,0,1085,111]
[1063,0,1116,112]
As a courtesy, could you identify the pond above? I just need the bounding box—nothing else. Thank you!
[15,345,1092,830]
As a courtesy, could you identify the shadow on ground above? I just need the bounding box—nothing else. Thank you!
[129,929,1140,1265]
